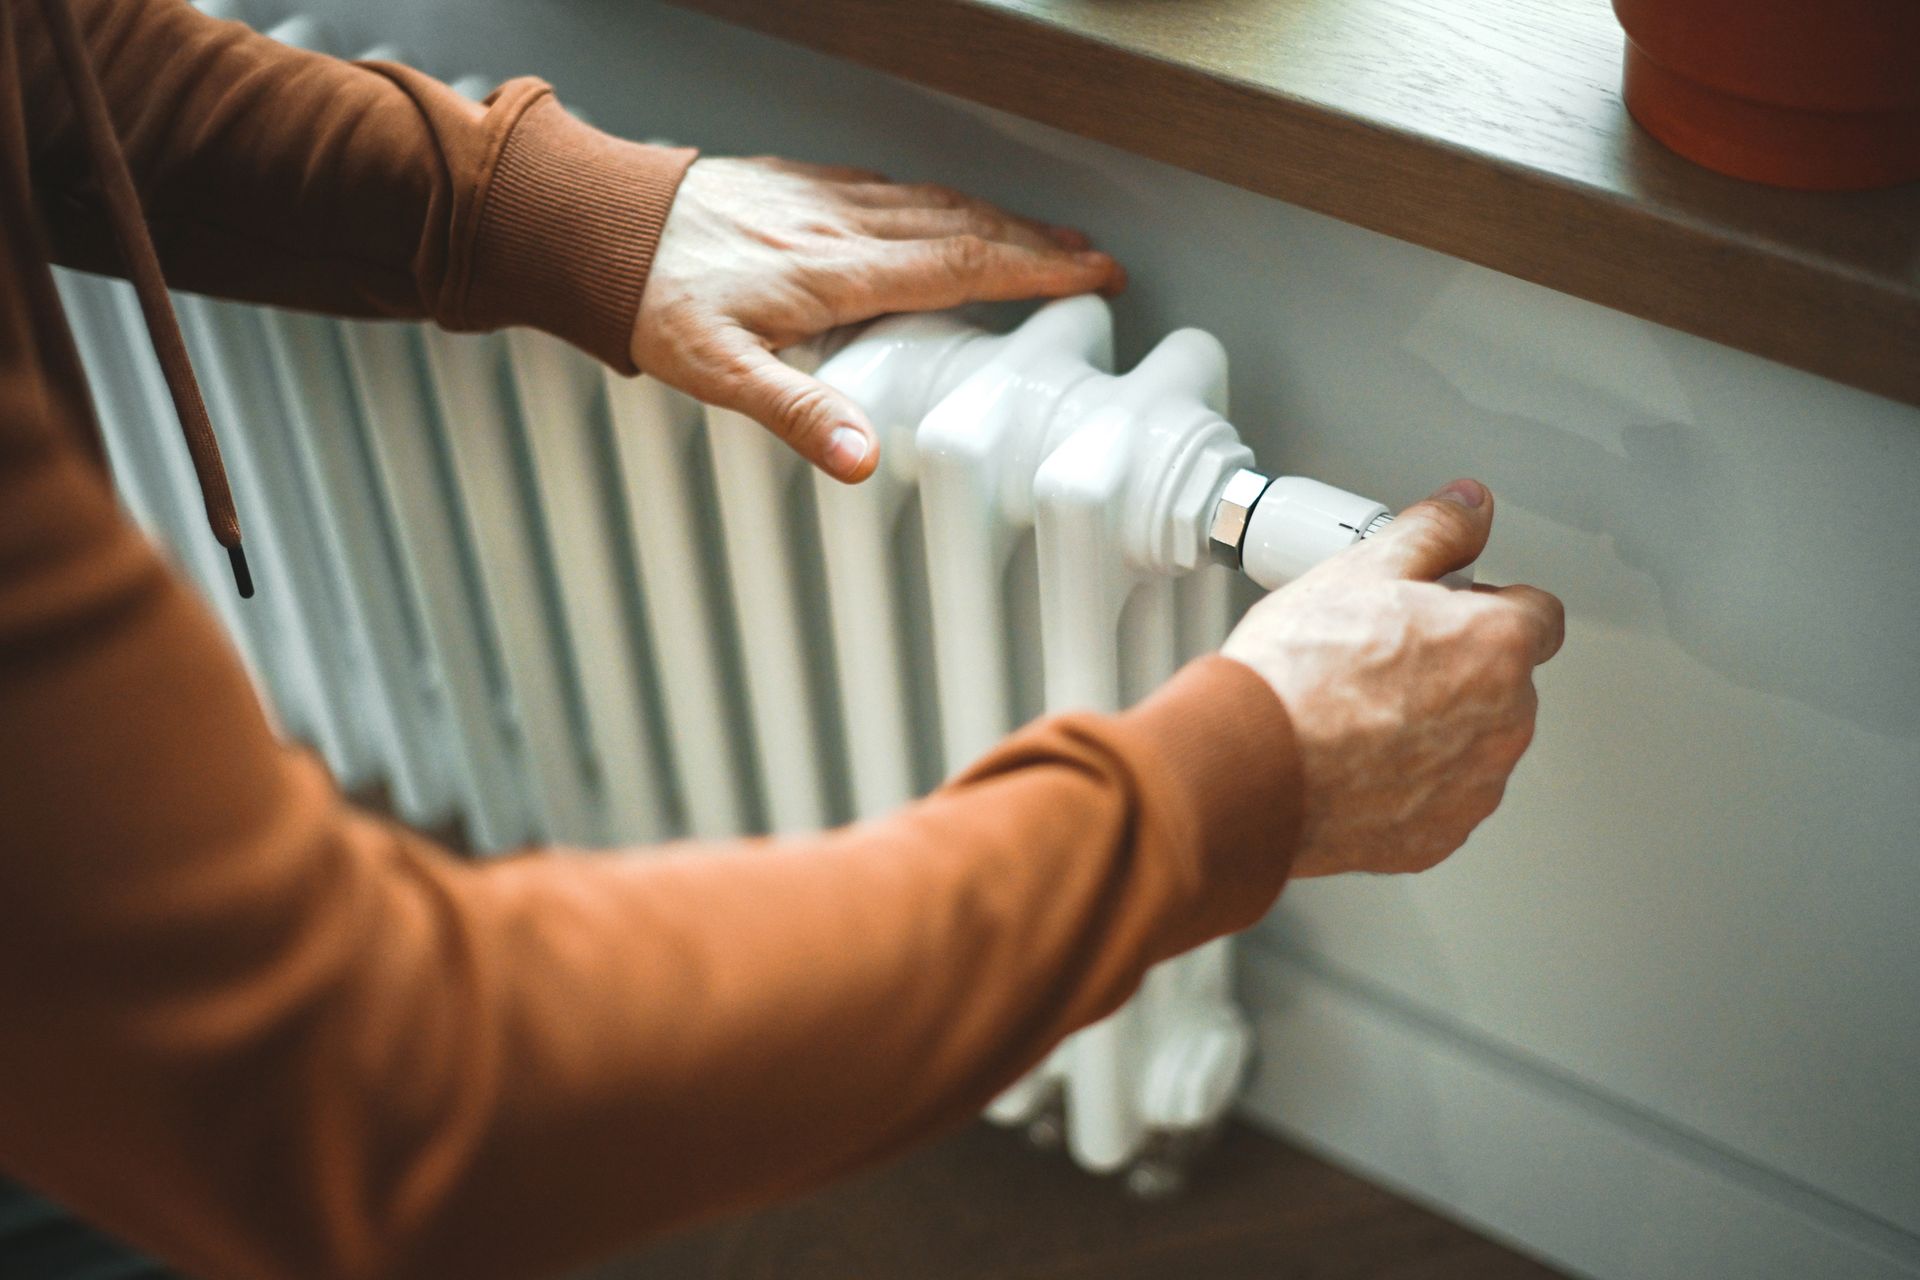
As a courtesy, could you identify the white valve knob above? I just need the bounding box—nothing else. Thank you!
[1240,476,1386,590]
[1211,469,1476,590]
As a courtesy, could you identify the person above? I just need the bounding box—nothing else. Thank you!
[0,0,1565,1276]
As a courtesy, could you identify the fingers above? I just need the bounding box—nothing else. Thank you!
[1345,478,1494,583]
[838,180,986,209]
[856,206,1070,253]
[842,182,1094,250]
[866,236,1125,312]
[1481,583,1566,665]
[701,327,879,483]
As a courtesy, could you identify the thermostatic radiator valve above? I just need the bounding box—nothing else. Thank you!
[1208,470,1473,590]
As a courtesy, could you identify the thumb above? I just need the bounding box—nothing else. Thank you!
[1346,478,1493,582]
[706,330,878,483]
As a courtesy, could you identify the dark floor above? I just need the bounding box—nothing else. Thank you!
[589,1122,1567,1280]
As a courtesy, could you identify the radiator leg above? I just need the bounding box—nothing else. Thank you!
[1122,1124,1228,1201]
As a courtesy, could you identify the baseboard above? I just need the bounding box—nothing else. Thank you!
[1232,941,1920,1280]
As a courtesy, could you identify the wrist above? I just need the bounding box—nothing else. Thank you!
[1116,655,1306,948]
[464,92,697,371]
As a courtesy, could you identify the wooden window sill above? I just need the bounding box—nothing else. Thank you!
[666,0,1920,409]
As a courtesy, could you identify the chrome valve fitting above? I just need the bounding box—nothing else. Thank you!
[1206,468,1272,569]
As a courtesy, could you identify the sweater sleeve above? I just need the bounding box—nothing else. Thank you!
[21,0,691,370]
[0,400,1305,1277]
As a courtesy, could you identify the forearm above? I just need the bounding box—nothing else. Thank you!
[0,418,1302,1279]
[389,667,1296,1275]
[25,0,692,368]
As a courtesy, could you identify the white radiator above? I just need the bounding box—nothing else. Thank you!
[54,3,1422,1187]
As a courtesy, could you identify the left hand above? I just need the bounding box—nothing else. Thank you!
[631,157,1125,483]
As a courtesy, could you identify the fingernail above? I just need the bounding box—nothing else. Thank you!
[1076,251,1112,268]
[1049,225,1091,249]
[1432,478,1486,508]
[825,425,870,479]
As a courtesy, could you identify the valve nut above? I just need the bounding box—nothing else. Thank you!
[1207,468,1271,568]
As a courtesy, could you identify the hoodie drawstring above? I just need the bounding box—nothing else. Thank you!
[36,0,252,597]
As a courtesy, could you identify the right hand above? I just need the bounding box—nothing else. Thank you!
[1221,478,1564,878]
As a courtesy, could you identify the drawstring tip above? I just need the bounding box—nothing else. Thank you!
[227,544,254,599]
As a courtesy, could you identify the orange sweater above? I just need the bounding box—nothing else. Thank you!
[0,1,1305,1277]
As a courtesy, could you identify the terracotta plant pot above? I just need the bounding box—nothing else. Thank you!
[1613,0,1920,190]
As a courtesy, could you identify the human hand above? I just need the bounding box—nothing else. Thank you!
[632,157,1124,483]
[1221,479,1565,877]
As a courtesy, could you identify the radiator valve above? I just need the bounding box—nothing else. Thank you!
[1209,469,1472,590]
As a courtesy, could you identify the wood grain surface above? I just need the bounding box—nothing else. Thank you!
[587,1121,1567,1279]
[666,0,1920,409]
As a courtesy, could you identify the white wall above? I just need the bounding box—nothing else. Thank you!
[280,1,1920,1273]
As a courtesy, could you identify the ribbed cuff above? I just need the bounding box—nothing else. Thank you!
[1116,655,1304,947]
[465,94,697,373]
